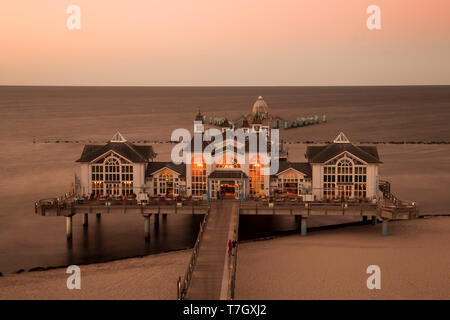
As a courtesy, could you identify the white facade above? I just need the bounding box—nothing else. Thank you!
[75,132,153,198]
[273,168,312,196]
[311,154,378,201]
[309,133,381,201]
[146,167,185,198]
[75,130,381,202]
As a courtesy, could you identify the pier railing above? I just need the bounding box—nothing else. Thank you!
[228,210,240,300]
[240,199,417,220]
[36,196,209,216]
[177,207,210,300]
[240,200,378,213]
[379,180,418,217]
[229,245,238,300]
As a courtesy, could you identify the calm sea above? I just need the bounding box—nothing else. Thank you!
[0,86,449,274]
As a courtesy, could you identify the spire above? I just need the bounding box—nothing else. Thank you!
[195,108,204,123]
[110,131,127,143]
[333,132,350,144]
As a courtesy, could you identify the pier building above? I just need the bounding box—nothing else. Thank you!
[74,101,381,203]
[33,98,419,301]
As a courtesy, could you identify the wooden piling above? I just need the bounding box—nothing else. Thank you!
[382,220,388,236]
[144,215,151,240]
[66,216,72,240]
[83,213,88,226]
[301,217,307,236]
[372,216,378,225]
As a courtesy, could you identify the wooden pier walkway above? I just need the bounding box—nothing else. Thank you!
[185,200,239,300]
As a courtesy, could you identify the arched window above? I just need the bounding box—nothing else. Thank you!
[336,159,353,199]
[323,155,367,200]
[90,156,134,196]
[158,169,175,196]
[105,158,120,182]
[337,159,353,184]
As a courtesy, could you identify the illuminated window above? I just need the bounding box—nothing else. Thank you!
[90,156,133,196]
[158,170,174,196]
[279,171,298,195]
[323,155,367,199]
[91,181,104,195]
[216,155,240,169]
[249,156,264,195]
[323,166,336,199]
[354,166,367,199]
[192,156,206,196]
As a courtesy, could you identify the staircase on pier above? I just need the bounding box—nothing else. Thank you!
[379,180,418,219]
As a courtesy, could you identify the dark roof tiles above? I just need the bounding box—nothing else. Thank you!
[76,142,156,163]
[306,143,381,164]
[208,170,248,179]
[276,160,312,177]
[146,162,186,177]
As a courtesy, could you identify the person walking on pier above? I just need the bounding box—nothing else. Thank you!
[228,239,233,256]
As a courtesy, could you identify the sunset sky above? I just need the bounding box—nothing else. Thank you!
[1,0,449,86]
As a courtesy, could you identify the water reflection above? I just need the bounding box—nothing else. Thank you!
[0,210,364,274]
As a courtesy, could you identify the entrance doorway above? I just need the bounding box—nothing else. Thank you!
[283,182,298,195]
[220,180,235,199]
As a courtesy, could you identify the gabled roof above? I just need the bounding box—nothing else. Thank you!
[76,142,156,163]
[208,170,248,179]
[306,143,381,164]
[146,162,186,177]
[276,160,312,177]
[306,133,381,164]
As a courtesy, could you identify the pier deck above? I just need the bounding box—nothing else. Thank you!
[239,201,417,220]
[35,200,209,216]
[185,201,239,300]
[35,196,417,242]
